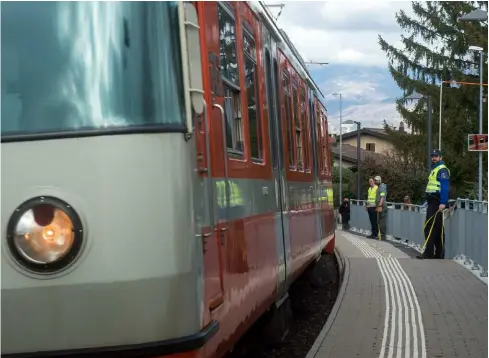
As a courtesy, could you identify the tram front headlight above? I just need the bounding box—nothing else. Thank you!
[6,197,84,273]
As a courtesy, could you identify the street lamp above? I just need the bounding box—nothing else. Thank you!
[344,119,361,199]
[404,91,433,172]
[468,45,485,201]
[458,8,487,201]
[332,92,343,205]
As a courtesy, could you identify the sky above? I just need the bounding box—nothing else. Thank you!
[264,0,415,134]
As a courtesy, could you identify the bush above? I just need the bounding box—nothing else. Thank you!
[348,149,428,204]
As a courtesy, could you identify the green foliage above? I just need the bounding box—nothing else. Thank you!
[332,165,354,184]
[379,1,488,200]
[352,151,428,204]
[331,166,357,207]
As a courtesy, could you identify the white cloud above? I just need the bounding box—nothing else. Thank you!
[321,77,389,102]
[262,1,421,128]
[266,1,413,67]
[327,101,402,133]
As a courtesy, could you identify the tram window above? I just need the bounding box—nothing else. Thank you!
[293,86,303,170]
[283,72,295,168]
[243,32,262,160]
[316,107,324,173]
[309,100,318,175]
[300,89,309,171]
[1,2,185,136]
[265,49,278,169]
[274,59,284,168]
[223,85,244,153]
[322,115,329,174]
[217,4,239,86]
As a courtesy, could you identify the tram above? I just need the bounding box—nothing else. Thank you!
[1,2,335,357]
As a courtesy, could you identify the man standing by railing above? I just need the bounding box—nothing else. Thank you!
[418,149,450,260]
[366,178,378,238]
[375,175,387,240]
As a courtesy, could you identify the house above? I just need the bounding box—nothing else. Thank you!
[329,121,406,169]
[330,143,385,170]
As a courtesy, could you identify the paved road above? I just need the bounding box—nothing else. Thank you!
[307,230,488,358]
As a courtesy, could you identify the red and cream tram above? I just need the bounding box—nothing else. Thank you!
[1,2,335,357]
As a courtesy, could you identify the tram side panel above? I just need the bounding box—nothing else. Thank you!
[198,2,279,357]
[277,52,318,283]
[312,98,335,253]
[321,108,335,253]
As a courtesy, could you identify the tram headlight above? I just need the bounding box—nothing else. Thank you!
[6,197,84,274]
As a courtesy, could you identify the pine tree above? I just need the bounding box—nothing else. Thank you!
[379,1,488,199]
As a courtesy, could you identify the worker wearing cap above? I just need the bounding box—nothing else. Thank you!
[418,149,450,259]
[374,175,387,240]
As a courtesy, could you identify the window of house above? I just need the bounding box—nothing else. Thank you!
[218,4,244,156]
[366,143,376,152]
[293,85,303,170]
[243,31,262,160]
[283,71,295,168]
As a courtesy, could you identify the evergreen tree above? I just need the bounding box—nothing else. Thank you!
[379,1,488,199]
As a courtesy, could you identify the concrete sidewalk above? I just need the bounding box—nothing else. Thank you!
[306,230,488,358]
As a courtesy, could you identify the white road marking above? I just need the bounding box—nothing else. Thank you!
[342,233,427,358]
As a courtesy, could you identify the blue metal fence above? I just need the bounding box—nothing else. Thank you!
[347,198,488,277]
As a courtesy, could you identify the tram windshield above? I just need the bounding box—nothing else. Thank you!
[1,1,186,137]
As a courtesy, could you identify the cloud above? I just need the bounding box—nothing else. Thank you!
[265,0,413,67]
[327,101,404,134]
[260,1,418,129]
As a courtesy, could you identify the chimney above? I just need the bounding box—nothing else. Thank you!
[399,121,405,133]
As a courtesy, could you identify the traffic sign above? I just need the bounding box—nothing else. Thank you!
[468,134,488,151]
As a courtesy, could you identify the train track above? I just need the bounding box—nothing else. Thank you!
[226,253,339,358]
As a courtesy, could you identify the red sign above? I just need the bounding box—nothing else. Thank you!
[468,134,488,151]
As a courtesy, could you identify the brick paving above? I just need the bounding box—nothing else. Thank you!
[307,230,488,358]
[400,259,488,358]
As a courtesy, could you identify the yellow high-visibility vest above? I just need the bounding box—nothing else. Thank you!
[367,185,378,204]
[425,165,450,194]
[327,188,333,206]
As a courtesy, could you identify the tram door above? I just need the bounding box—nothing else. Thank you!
[265,42,290,299]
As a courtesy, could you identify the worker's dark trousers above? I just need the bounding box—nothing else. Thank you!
[423,198,445,259]
[377,210,387,240]
[367,207,378,236]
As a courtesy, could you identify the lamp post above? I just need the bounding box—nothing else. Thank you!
[332,92,343,205]
[404,92,433,172]
[468,45,485,201]
[459,9,487,201]
[344,119,361,199]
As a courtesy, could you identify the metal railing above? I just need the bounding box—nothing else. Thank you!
[347,198,488,277]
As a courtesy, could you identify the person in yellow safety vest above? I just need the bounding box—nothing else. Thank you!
[417,149,450,260]
[366,177,379,239]
[374,175,388,240]
[327,188,333,207]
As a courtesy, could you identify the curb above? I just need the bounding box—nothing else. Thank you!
[305,245,350,358]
